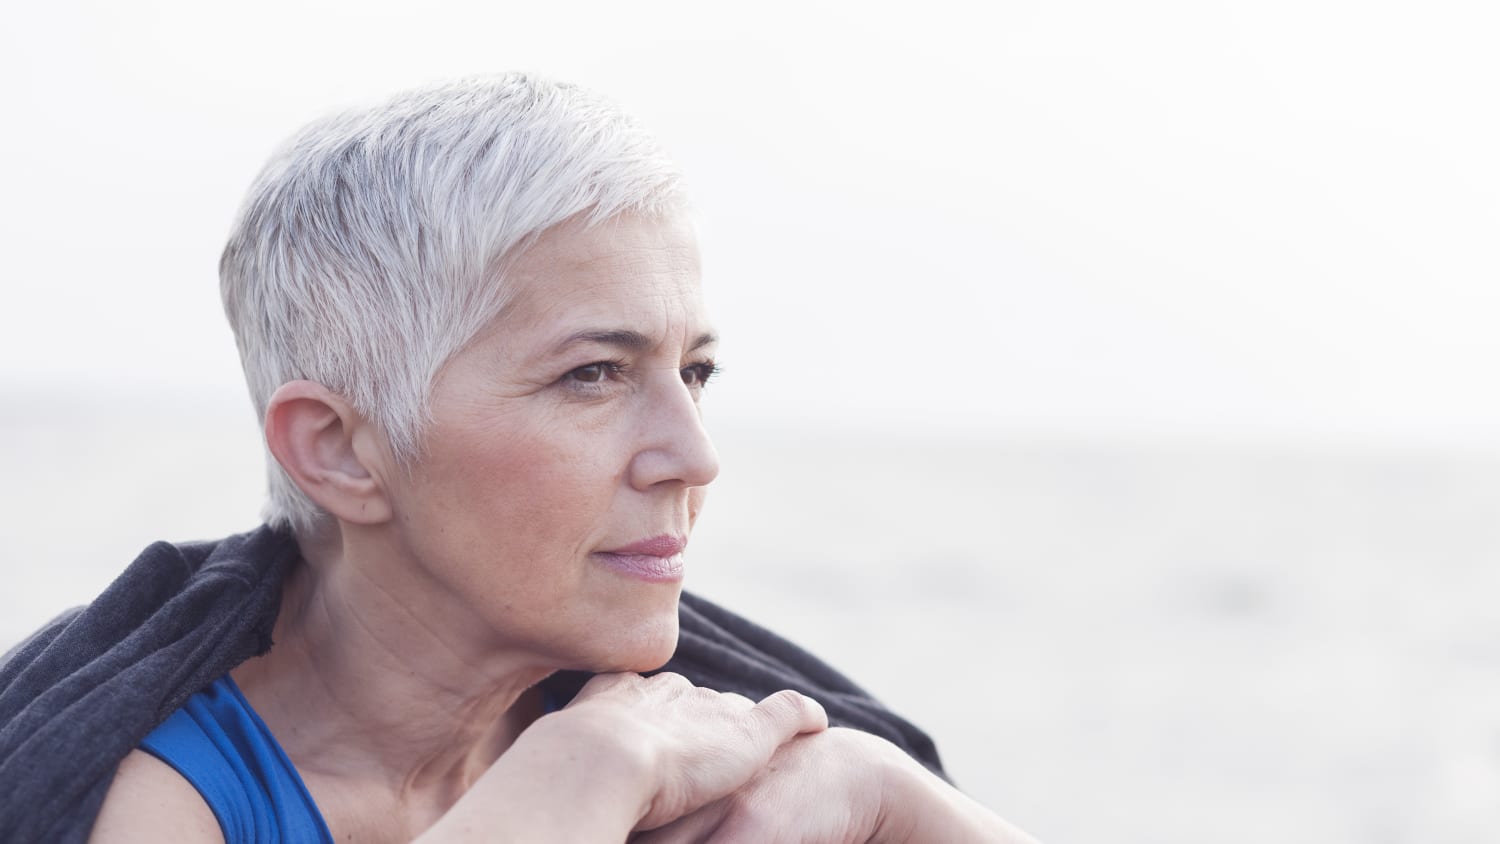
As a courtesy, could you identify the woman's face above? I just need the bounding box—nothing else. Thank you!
[382,211,720,673]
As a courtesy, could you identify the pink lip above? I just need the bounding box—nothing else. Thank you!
[592,535,687,583]
[605,535,686,557]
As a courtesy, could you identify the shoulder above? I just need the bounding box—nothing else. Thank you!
[88,749,224,843]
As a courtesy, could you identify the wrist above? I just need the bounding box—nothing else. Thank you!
[867,736,928,844]
[518,710,658,824]
[417,710,651,842]
[866,734,1041,844]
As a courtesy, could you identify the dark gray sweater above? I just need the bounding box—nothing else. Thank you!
[0,526,944,843]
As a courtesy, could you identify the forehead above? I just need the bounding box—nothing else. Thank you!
[500,212,705,333]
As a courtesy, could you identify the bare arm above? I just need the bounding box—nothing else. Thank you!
[85,673,823,843]
[633,727,1040,844]
[88,750,225,844]
[414,719,645,842]
[878,741,1041,844]
[417,672,829,842]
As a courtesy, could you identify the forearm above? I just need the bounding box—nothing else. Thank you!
[876,745,1040,844]
[414,716,646,843]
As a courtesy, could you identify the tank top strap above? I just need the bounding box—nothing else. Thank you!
[139,674,334,843]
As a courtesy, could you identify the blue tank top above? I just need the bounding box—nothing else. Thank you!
[139,674,334,843]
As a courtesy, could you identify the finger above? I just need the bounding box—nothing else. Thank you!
[647,671,692,689]
[752,689,829,742]
[572,671,696,705]
[568,671,638,703]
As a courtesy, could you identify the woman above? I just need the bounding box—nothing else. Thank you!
[0,74,1037,842]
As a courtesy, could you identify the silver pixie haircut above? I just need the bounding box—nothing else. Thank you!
[221,73,686,533]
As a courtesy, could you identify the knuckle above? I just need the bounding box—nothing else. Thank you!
[651,671,691,689]
[760,688,805,715]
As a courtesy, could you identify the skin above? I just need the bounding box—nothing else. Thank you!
[89,211,1040,843]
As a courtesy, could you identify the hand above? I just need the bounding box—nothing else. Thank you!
[417,672,828,842]
[629,727,899,844]
[631,727,1044,844]
[553,672,831,830]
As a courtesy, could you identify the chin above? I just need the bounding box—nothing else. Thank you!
[590,610,681,674]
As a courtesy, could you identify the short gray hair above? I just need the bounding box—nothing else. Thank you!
[220,73,686,533]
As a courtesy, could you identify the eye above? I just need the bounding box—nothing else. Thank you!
[564,361,626,387]
[570,363,608,383]
[680,361,720,388]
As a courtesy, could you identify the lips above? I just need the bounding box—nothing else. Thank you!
[603,535,685,557]
[592,535,687,583]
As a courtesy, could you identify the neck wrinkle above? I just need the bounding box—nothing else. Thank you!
[231,530,554,815]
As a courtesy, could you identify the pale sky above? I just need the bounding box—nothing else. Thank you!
[3,0,1496,449]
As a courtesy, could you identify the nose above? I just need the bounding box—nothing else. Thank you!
[627,372,721,491]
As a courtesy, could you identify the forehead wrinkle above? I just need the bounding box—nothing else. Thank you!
[545,328,717,360]
[551,329,652,355]
[567,242,696,274]
[524,275,685,333]
[487,215,708,367]
[514,283,710,368]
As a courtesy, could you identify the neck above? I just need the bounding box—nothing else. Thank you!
[231,525,554,825]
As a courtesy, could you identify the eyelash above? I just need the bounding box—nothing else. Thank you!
[562,359,721,394]
[680,361,721,388]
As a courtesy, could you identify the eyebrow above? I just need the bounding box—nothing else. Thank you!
[552,329,718,355]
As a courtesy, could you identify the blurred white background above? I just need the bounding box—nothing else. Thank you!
[2,1,1497,841]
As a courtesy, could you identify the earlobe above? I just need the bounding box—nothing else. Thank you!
[264,381,394,525]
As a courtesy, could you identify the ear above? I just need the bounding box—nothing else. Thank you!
[264,381,394,525]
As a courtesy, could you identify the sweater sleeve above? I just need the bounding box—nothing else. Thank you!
[0,528,300,844]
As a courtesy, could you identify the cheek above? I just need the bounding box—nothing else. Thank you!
[399,442,600,618]
[422,420,622,551]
